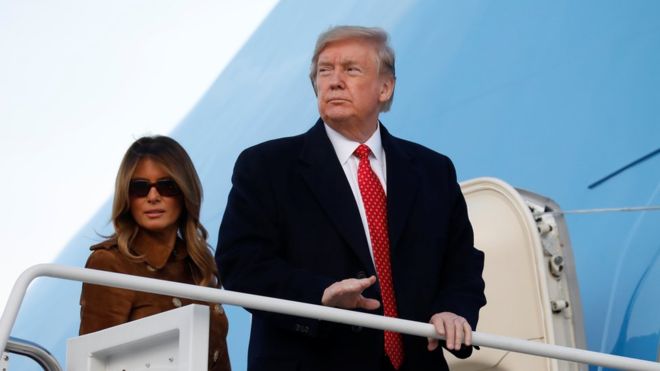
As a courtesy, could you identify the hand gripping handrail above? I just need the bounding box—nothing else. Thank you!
[1,264,659,371]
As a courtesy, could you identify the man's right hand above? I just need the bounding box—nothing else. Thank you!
[321,276,381,310]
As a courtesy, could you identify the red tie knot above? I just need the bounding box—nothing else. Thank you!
[354,144,371,160]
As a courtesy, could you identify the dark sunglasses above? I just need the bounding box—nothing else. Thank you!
[129,179,181,197]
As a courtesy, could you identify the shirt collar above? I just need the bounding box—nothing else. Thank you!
[324,122,383,164]
[133,236,188,269]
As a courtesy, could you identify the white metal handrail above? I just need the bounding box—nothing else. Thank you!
[5,336,62,371]
[1,264,659,371]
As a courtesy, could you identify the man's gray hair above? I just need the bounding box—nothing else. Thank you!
[309,25,396,112]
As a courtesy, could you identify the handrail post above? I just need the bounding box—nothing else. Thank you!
[0,265,41,354]
[5,336,62,371]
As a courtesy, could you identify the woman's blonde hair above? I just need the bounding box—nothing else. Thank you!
[111,135,218,287]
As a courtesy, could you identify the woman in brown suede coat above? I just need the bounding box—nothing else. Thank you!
[79,136,230,371]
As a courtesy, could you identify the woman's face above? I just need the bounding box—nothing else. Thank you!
[129,158,183,236]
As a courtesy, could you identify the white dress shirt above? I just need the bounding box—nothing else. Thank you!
[324,123,387,265]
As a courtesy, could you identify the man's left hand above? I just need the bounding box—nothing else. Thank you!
[427,312,472,351]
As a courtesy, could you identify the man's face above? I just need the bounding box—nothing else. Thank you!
[315,38,393,129]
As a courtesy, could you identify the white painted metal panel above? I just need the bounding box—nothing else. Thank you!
[447,177,586,371]
[66,304,209,371]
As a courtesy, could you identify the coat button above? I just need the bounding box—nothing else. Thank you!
[172,298,182,307]
[356,271,367,279]
[214,304,224,315]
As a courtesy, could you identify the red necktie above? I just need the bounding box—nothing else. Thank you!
[355,144,404,369]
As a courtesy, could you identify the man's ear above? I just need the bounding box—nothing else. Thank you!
[311,78,319,97]
[379,75,395,102]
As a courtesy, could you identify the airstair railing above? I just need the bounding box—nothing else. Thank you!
[1,264,659,371]
[5,336,62,371]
